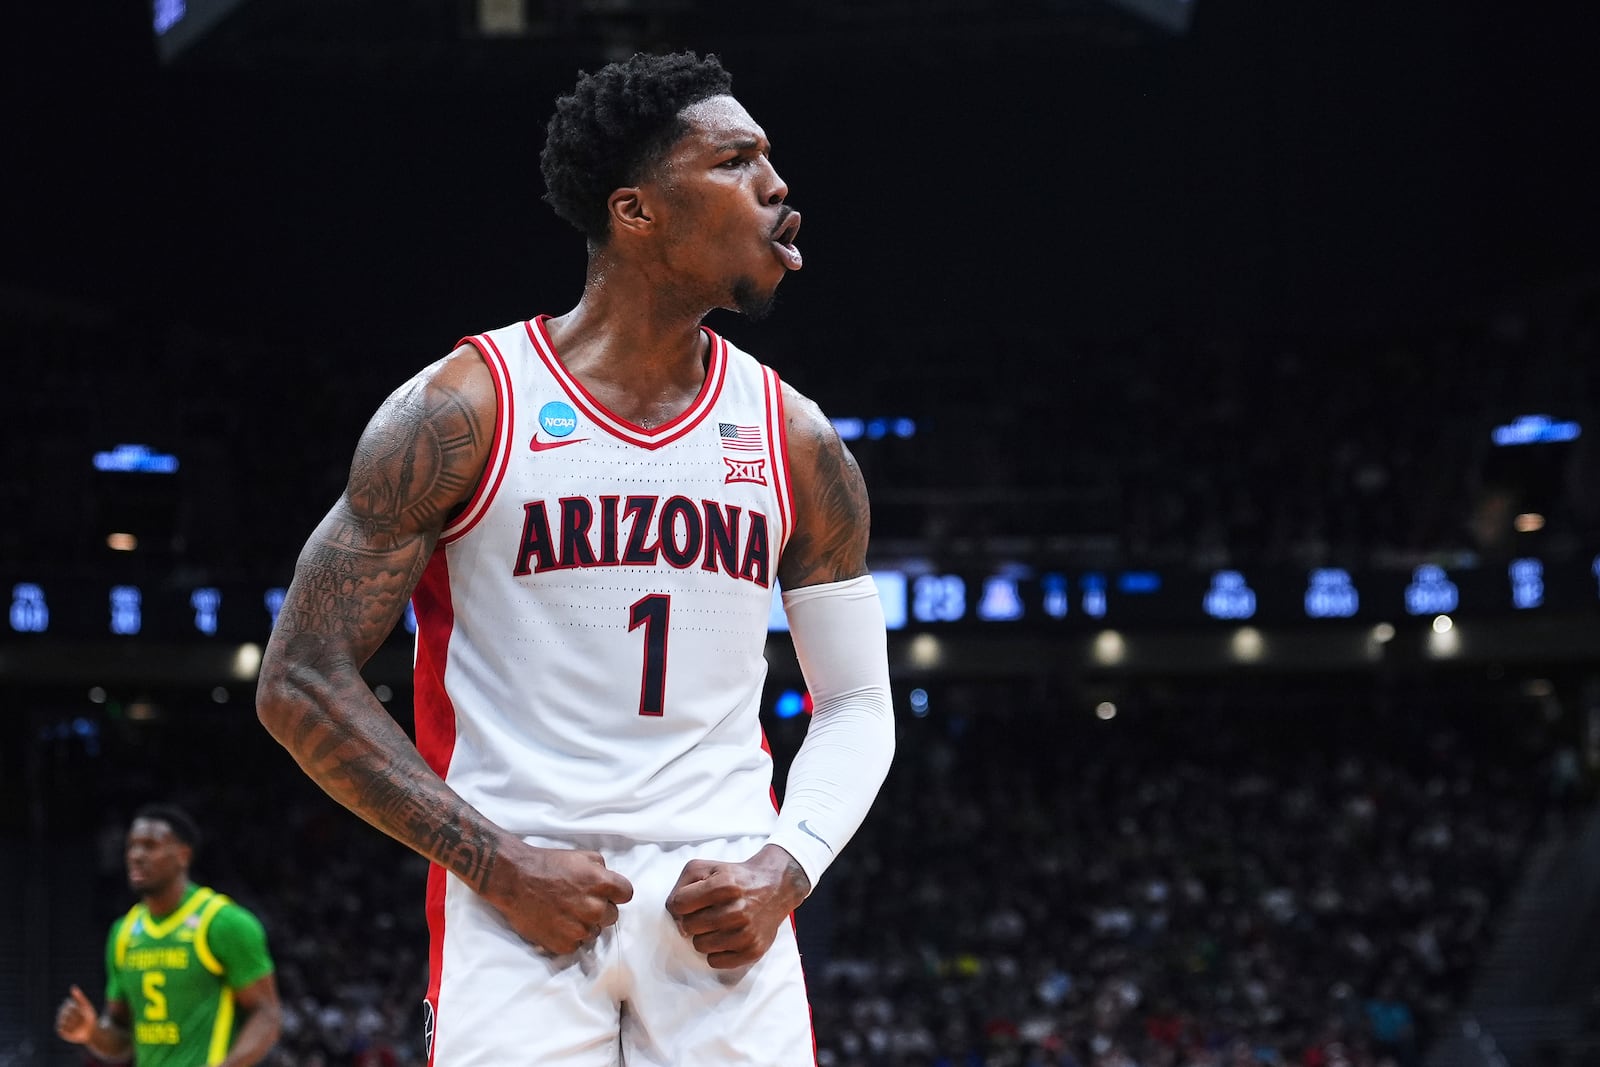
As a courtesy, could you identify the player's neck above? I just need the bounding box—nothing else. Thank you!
[143,879,193,918]
[547,285,712,388]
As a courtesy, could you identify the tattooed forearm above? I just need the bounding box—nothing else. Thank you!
[354,773,498,891]
[270,683,499,891]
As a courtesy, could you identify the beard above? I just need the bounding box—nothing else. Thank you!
[731,277,777,322]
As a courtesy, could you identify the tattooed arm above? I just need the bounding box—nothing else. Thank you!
[257,347,631,955]
[775,383,872,590]
[667,382,892,968]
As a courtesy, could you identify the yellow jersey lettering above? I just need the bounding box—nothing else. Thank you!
[126,947,190,970]
[134,1020,182,1045]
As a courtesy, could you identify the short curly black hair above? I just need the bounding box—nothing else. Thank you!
[134,802,201,853]
[540,51,734,241]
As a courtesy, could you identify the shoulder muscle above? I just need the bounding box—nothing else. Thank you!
[344,344,498,541]
[778,381,871,590]
[269,345,495,667]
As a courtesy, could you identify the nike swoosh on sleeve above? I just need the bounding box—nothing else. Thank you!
[797,820,834,854]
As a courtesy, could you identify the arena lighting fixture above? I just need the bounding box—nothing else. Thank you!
[374,684,394,703]
[1515,513,1546,533]
[1491,414,1581,446]
[88,686,106,704]
[477,0,527,35]
[106,533,138,551]
[93,443,179,473]
[1231,626,1264,662]
[1371,622,1396,644]
[151,0,250,64]
[1102,0,1199,35]
[1427,625,1461,659]
[908,688,930,718]
[1095,701,1118,721]
[1091,630,1126,666]
[211,687,229,704]
[232,642,263,681]
[773,690,806,719]
[908,633,942,669]
[1432,615,1454,634]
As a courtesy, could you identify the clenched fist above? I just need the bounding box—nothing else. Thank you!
[666,844,810,969]
[482,841,634,955]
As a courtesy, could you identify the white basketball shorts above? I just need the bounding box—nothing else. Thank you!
[423,834,816,1066]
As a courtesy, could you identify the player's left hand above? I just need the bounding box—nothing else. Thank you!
[665,843,811,969]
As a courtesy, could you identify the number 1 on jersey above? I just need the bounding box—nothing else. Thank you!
[628,594,670,717]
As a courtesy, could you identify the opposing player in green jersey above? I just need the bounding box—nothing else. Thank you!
[55,804,283,1066]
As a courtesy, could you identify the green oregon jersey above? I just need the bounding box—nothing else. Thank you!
[103,884,275,1066]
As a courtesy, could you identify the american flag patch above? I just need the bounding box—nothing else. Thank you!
[718,422,763,452]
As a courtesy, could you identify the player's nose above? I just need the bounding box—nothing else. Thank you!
[763,160,788,205]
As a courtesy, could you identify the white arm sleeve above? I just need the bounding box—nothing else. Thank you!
[766,574,895,892]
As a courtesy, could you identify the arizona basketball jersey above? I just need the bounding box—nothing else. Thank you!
[412,316,796,845]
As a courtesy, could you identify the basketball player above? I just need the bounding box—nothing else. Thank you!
[55,804,282,1066]
[256,51,895,1064]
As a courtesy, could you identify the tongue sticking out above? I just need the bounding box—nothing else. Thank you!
[774,240,803,270]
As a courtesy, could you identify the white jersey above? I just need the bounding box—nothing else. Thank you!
[411,316,796,844]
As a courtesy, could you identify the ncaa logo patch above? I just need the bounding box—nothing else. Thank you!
[538,401,579,438]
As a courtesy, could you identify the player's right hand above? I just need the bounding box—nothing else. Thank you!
[485,842,634,955]
[55,985,97,1044]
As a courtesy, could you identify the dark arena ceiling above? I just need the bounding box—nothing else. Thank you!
[160,0,1194,72]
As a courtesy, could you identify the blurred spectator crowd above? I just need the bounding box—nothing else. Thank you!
[65,675,1568,1067]
[804,682,1556,1067]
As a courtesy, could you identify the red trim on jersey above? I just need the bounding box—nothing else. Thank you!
[766,718,818,1065]
[413,550,459,774]
[440,333,514,545]
[763,368,796,553]
[412,550,459,1066]
[424,865,447,1067]
[793,911,820,1066]
[760,726,780,811]
[525,316,727,450]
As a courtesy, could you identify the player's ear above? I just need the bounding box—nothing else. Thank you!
[608,187,653,237]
